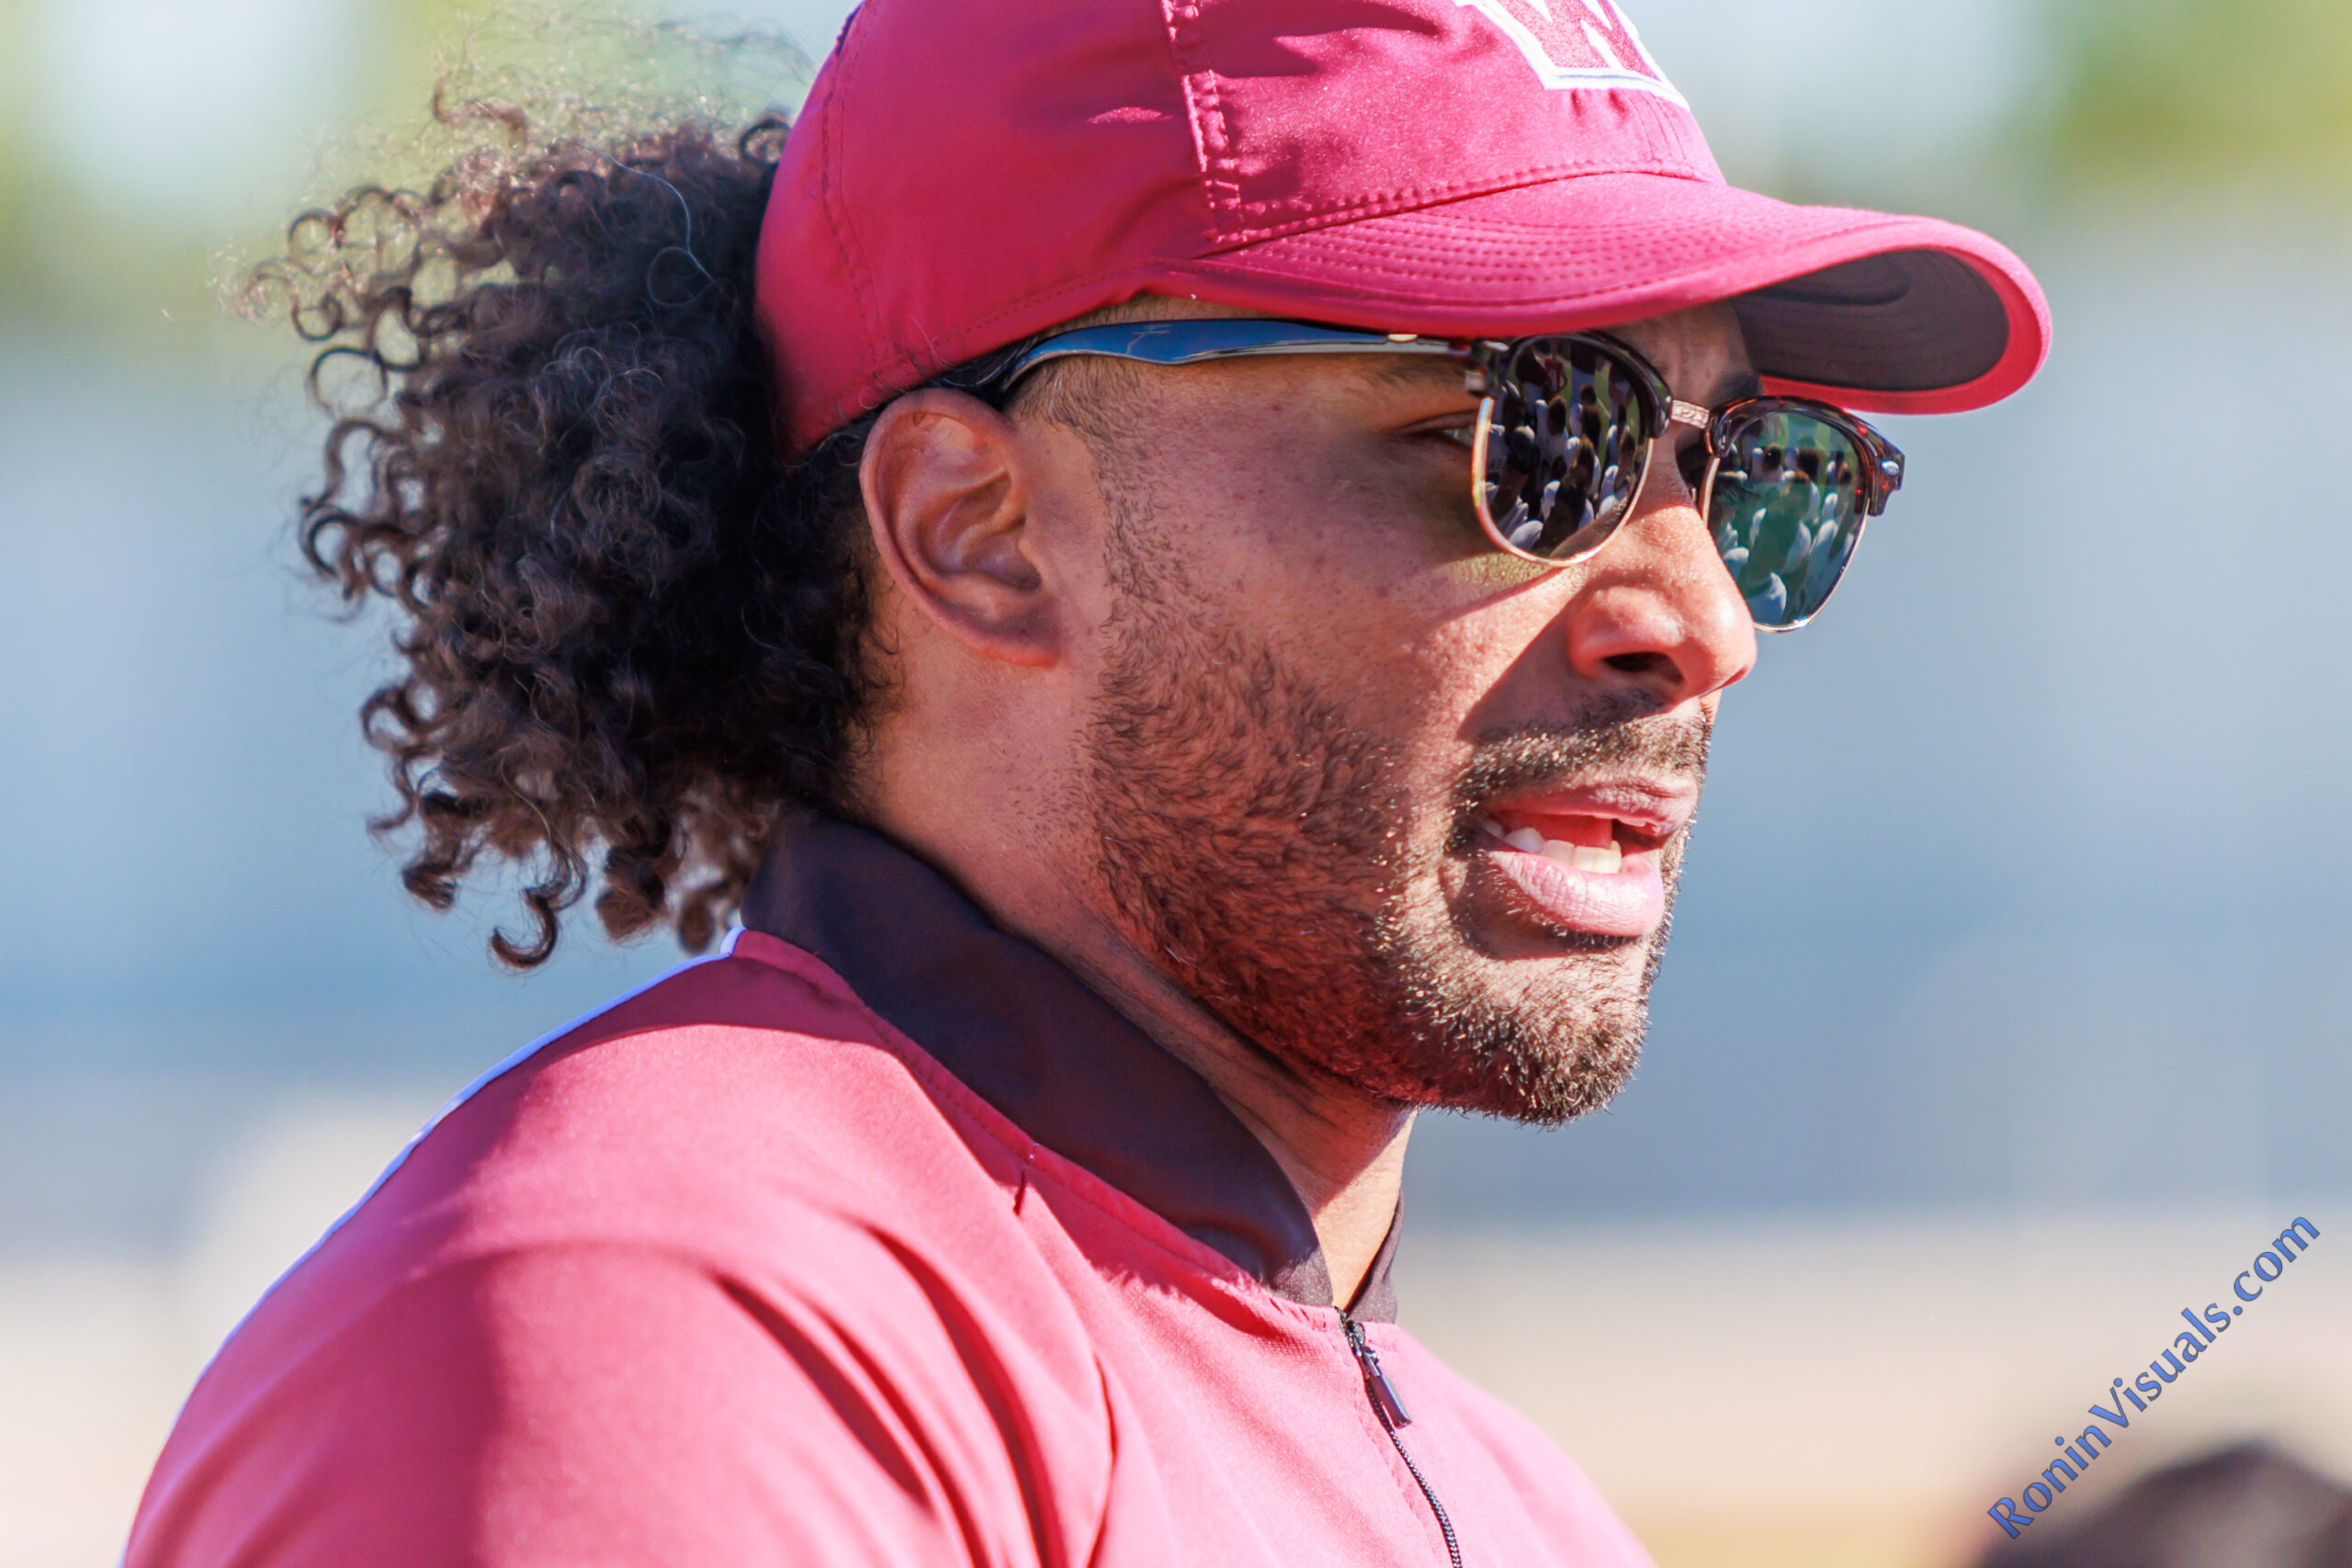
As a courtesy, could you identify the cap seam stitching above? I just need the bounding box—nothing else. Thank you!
[822,8,889,367]
[1155,0,1228,248]
[1203,158,1714,243]
[1162,0,1244,234]
[1225,209,1917,266]
[1233,221,1909,275]
[1193,224,1929,301]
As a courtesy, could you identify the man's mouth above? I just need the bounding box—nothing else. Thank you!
[1469,792,1689,940]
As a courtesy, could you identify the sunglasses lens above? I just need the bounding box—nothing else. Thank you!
[1708,407,1870,628]
[1478,338,1657,561]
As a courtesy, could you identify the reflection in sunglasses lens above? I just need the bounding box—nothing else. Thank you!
[1480,339,1652,561]
[1709,409,1865,628]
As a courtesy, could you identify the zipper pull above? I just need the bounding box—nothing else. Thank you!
[1342,1314,1413,1427]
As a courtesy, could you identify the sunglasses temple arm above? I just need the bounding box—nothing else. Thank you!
[1467,397,1499,536]
[995,324,1464,387]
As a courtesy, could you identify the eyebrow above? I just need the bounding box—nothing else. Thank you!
[1712,367,1765,404]
[1367,355,1471,392]
[1354,342,1765,406]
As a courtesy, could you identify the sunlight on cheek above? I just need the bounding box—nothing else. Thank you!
[1438,550,1556,592]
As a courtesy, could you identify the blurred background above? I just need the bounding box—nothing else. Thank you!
[2,0,2346,1563]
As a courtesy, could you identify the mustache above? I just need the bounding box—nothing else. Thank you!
[1453,705,1713,814]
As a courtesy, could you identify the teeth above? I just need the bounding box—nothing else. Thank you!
[1499,829,1627,873]
[1476,816,1506,840]
[1540,840,1623,874]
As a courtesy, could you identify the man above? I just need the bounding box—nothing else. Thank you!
[129,0,2048,1562]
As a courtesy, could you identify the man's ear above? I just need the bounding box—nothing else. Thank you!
[859,389,1059,669]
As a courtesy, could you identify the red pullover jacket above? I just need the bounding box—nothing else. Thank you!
[127,813,1655,1567]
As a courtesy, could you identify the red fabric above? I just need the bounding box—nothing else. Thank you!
[126,932,1654,1567]
[754,0,2051,454]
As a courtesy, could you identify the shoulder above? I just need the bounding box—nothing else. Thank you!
[246,931,1081,1361]
[382,931,1035,1261]
[128,936,1109,1566]
[130,1236,1088,1566]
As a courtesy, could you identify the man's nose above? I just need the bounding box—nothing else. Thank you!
[1555,457,1758,707]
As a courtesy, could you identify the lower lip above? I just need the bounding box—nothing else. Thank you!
[1483,842,1665,938]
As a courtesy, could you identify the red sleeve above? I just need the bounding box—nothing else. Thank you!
[127,1240,1054,1568]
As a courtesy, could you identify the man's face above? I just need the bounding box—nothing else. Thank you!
[1071,305,1759,1122]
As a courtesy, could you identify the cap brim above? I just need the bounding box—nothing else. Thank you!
[1151,172,2049,416]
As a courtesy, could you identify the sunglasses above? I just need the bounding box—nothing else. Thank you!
[985,319,1905,630]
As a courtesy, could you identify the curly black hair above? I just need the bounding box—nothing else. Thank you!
[268,99,909,968]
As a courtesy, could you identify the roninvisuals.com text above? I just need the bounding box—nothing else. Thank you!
[1985,1216,2323,1540]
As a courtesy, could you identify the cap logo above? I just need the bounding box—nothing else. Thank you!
[1455,0,1686,105]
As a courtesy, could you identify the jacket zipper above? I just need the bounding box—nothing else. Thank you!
[1342,1313,1463,1568]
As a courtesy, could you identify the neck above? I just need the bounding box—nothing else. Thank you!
[1024,914,1416,1307]
[861,784,1414,1307]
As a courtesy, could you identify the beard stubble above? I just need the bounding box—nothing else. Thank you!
[1083,535,1709,1125]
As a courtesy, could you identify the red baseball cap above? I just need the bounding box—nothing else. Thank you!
[755,0,2051,457]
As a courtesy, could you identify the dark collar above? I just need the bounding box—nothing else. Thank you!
[740,810,1396,1322]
